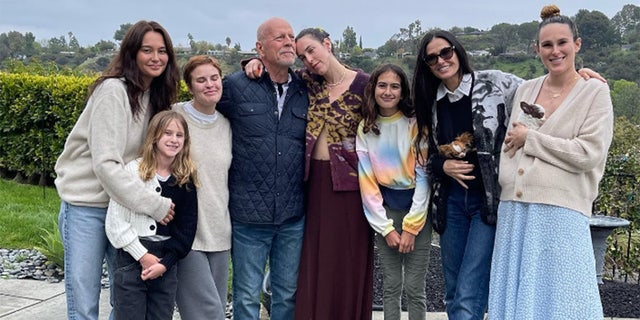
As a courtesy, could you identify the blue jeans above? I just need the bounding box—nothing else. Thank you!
[440,185,495,320]
[231,217,304,320]
[58,201,116,320]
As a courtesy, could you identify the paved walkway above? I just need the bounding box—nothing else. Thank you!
[0,279,636,319]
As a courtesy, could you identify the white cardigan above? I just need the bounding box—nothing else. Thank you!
[105,159,161,261]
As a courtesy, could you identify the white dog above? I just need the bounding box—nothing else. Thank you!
[517,101,546,129]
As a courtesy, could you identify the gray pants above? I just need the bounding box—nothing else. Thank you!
[376,206,432,320]
[176,250,230,320]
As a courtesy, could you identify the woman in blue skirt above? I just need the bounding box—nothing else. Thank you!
[489,4,614,320]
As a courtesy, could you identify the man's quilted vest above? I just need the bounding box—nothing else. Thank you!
[217,70,309,224]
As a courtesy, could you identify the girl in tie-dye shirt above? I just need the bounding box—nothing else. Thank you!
[356,63,432,320]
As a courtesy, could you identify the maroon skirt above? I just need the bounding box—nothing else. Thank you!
[294,159,374,320]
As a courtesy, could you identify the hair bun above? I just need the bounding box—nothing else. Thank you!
[540,4,561,19]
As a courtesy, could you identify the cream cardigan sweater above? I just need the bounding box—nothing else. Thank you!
[105,159,163,260]
[54,78,171,219]
[498,76,613,217]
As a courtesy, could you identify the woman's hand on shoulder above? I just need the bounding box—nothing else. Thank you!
[244,58,264,79]
[577,68,606,83]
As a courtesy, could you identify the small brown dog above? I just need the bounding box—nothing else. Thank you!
[518,101,546,129]
[438,132,474,158]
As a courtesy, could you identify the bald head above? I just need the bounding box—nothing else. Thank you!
[257,17,292,42]
[255,17,296,72]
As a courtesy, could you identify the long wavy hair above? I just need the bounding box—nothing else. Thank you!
[90,20,180,120]
[138,110,199,189]
[362,63,414,135]
[412,30,473,164]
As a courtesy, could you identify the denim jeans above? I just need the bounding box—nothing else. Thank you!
[231,217,304,320]
[440,185,495,320]
[376,206,432,320]
[58,201,116,320]
[112,241,177,320]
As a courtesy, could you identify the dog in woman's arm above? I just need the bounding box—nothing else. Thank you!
[517,101,546,130]
[438,132,475,159]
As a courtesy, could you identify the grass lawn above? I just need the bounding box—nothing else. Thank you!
[0,178,60,249]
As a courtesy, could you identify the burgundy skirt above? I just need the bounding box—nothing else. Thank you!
[294,159,374,320]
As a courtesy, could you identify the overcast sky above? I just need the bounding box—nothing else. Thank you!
[0,0,635,50]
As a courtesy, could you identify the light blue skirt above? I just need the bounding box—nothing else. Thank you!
[488,201,603,320]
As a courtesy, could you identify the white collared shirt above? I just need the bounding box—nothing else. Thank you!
[436,73,473,103]
[273,74,292,118]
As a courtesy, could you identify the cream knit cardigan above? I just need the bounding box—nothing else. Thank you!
[498,76,614,217]
[105,159,161,260]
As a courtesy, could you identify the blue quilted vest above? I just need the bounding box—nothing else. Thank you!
[217,70,308,225]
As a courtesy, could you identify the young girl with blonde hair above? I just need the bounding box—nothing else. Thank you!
[106,110,199,320]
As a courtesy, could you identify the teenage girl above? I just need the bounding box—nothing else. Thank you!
[356,63,432,320]
[105,110,199,320]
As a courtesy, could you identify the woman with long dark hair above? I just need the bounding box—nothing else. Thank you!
[412,30,523,320]
[54,20,179,319]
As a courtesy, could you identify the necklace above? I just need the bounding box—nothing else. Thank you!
[325,68,346,88]
[547,74,579,100]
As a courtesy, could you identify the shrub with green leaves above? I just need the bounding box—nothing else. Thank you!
[34,219,64,269]
[0,73,94,179]
[0,72,190,180]
[594,116,640,281]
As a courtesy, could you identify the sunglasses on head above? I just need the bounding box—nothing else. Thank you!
[424,46,456,66]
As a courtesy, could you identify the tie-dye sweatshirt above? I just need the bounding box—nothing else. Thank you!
[356,112,429,236]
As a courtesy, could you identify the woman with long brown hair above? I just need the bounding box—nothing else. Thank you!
[54,20,179,319]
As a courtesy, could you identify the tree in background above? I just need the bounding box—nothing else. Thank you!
[611,4,640,43]
[375,20,424,59]
[489,23,518,55]
[517,21,538,54]
[0,31,25,60]
[399,20,422,53]
[342,26,358,53]
[113,23,133,42]
[68,32,80,51]
[45,36,66,54]
[604,47,640,84]
[188,33,196,54]
[93,40,116,53]
[376,38,399,58]
[574,9,620,50]
[611,79,640,124]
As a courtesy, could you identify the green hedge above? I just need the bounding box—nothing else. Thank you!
[0,73,191,181]
[0,73,93,179]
